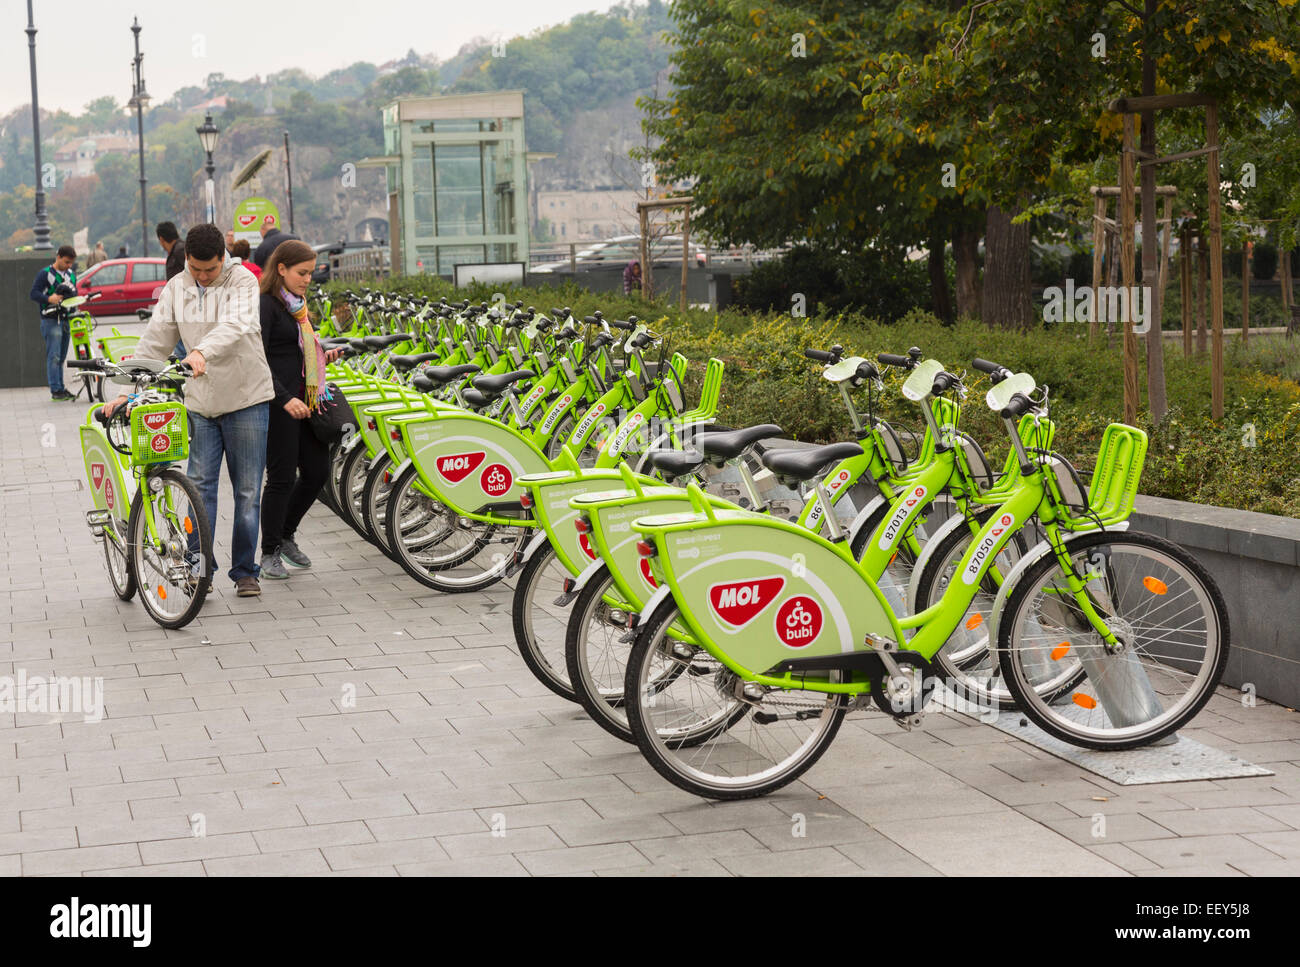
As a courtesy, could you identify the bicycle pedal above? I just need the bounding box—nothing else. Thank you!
[893,711,926,732]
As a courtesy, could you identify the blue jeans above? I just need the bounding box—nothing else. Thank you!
[186,403,269,582]
[41,318,70,394]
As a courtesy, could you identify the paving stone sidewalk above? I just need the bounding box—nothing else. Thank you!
[2,386,1298,877]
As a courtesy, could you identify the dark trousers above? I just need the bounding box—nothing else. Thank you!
[261,404,329,555]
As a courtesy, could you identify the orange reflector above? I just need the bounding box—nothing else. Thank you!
[157,585,167,600]
[183,516,193,534]
[1072,693,1097,709]
[1050,643,1070,661]
[1142,576,1168,595]
[889,554,897,567]
[965,613,983,630]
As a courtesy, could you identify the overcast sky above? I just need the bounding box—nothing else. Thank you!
[6,0,613,117]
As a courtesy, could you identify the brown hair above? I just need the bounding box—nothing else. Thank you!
[231,239,251,259]
[258,239,318,297]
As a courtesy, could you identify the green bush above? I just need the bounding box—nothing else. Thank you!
[1253,242,1279,281]
[731,245,933,322]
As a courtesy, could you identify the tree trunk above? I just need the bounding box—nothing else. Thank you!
[983,203,1033,329]
[952,221,982,319]
[927,224,954,323]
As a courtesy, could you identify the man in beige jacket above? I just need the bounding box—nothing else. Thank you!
[104,224,274,597]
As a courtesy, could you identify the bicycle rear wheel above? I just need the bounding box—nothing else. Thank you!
[998,531,1229,749]
[624,595,847,800]
[128,468,211,629]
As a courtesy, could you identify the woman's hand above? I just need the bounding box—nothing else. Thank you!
[285,398,310,419]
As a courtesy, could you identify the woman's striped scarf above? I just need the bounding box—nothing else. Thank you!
[281,286,330,411]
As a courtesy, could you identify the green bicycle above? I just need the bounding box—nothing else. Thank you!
[71,357,213,629]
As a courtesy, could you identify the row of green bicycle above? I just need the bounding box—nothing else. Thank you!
[317,300,1229,801]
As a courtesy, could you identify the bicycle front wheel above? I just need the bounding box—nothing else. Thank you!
[624,595,847,800]
[128,468,211,629]
[103,522,135,601]
[998,531,1229,749]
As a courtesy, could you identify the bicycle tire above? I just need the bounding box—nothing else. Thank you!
[997,530,1229,749]
[127,468,211,629]
[338,442,378,544]
[623,594,846,801]
[510,545,577,701]
[360,453,395,557]
[384,463,510,593]
[103,525,135,601]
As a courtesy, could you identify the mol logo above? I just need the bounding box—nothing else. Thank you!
[437,451,486,484]
[238,213,257,227]
[775,595,823,648]
[578,532,597,560]
[90,463,106,491]
[963,512,1016,585]
[708,576,785,629]
[879,484,928,550]
[639,557,658,589]
[141,410,175,432]
[480,463,513,497]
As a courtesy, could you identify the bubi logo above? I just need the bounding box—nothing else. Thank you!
[150,433,171,453]
[142,410,175,432]
[480,463,512,497]
[103,478,115,509]
[90,463,105,490]
[437,451,486,484]
[708,576,785,629]
[775,595,823,648]
[639,557,658,589]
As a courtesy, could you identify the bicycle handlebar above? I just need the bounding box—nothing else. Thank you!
[973,357,1012,384]
[877,353,914,369]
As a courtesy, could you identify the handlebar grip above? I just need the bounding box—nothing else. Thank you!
[610,319,636,331]
[582,315,600,324]
[972,358,1006,376]
[932,372,959,395]
[855,361,880,381]
[1001,393,1033,419]
[94,407,111,426]
[877,353,913,369]
[803,349,835,363]
[67,359,102,370]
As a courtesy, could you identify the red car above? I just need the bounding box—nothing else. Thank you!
[76,257,168,316]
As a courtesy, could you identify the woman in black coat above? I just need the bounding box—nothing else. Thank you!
[258,239,341,579]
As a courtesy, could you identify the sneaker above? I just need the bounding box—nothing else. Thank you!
[235,577,262,597]
[185,573,214,595]
[51,389,75,401]
[279,538,312,568]
[260,551,289,580]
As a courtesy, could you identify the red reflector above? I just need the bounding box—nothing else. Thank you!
[562,577,575,593]
[574,517,590,534]
[636,540,656,558]
[519,493,533,509]
[366,419,377,430]
[390,429,401,440]
[383,471,392,483]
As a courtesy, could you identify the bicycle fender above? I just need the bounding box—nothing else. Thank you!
[340,431,365,454]
[390,457,413,481]
[634,583,675,632]
[905,511,972,613]
[845,494,889,550]
[519,529,551,566]
[569,557,608,595]
[986,522,1129,652]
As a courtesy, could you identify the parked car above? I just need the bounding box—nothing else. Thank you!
[76,257,167,316]
[532,234,708,273]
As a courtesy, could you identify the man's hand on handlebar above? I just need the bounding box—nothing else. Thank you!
[103,394,129,418]
[183,349,207,377]
[48,294,63,306]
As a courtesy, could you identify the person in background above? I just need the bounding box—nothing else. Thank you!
[623,259,642,296]
[85,242,108,268]
[28,244,78,401]
[231,239,261,280]
[156,222,186,280]
[258,239,342,579]
[102,224,275,599]
[225,230,237,256]
[252,214,300,268]
[115,244,128,258]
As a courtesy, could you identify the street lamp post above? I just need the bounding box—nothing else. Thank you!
[195,114,220,225]
[25,0,51,250]
[128,18,150,256]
